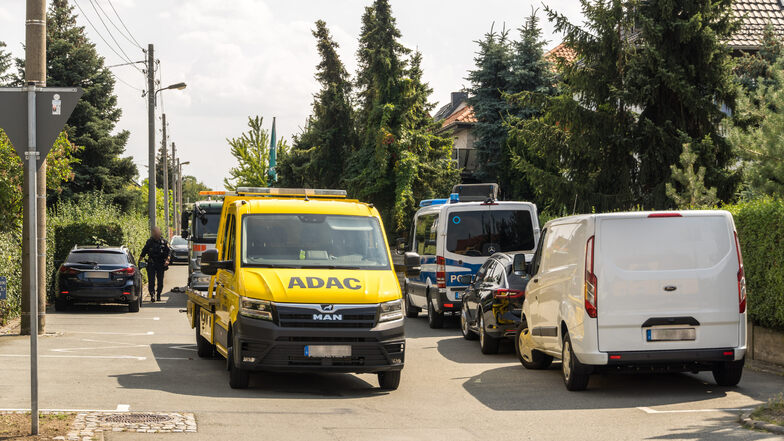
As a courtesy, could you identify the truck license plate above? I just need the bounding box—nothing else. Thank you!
[304,345,351,358]
[646,328,696,342]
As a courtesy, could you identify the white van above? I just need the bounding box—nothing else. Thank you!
[401,185,539,329]
[517,211,747,391]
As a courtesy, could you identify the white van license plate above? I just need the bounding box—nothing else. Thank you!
[304,345,351,358]
[646,328,696,342]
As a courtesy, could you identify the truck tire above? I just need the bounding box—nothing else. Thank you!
[196,325,214,359]
[515,323,552,369]
[404,289,420,318]
[128,296,141,313]
[460,303,478,340]
[54,296,68,312]
[478,312,499,354]
[378,370,401,390]
[562,332,591,391]
[228,346,250,389]
[712,359,744,386]
[426,292,444,329]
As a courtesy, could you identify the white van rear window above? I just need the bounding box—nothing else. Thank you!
[599,216,731,271]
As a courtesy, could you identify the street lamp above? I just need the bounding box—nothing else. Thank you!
[148,81,186,237]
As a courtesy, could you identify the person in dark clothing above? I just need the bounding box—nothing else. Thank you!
[139,226,171,302]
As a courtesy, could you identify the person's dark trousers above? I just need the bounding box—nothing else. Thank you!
[146,265,165,302]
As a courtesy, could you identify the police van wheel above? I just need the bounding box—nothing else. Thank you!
[404,291,420,318]
[378,370,401,390]
[427,293,444,329]
[228,347,250,389]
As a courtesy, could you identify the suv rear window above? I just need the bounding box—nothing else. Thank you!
[446,210,535,256]
[66,251,128,265]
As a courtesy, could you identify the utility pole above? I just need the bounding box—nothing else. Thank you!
[161,113,169,238]
[176,157,182,234]
[146,44,156,232]
[171,142,177,235]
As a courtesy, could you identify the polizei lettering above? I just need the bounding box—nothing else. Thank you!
[312,313,343,321]
[288,277,362,290]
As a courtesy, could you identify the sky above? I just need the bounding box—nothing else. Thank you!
[0,0,583,190]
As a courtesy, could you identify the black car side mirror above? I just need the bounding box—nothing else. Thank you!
[201,249,232,275]
[513,254,527,276]
[404,252,421,276]
[457,274,473,285]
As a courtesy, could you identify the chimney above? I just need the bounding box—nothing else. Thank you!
[451,91,468,107]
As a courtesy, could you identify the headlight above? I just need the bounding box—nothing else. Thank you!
[379,299,403,322]
[240,297,273,321]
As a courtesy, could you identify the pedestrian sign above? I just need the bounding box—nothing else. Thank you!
[0,276,7,301]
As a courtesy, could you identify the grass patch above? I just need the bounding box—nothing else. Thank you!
[752,393,784,426]
[0,412,75,440]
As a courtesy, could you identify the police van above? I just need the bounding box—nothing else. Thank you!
[401,184,540,328]
[186,187,404,390]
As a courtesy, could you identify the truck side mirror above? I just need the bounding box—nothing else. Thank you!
[181,229,189,240]
[512,254,527,276]
[404,252,421,277]
[200,249,220,275]
[395,237,408,255]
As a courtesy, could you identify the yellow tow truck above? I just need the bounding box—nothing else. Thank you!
[185,187,405,389]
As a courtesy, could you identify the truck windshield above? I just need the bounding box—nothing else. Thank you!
[242,214,391,270]
[446,209,535,256]
[194,213,221,241]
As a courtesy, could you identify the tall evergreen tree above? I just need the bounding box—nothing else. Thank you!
[155,143,175,191]
[0,42,12,86]
[19,0,137,206]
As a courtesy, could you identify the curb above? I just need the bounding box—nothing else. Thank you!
[739,411,784,435]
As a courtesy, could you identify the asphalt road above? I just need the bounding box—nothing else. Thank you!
[1,265,783,440]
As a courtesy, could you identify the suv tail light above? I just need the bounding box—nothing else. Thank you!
[493,289,525,299]
[734,231,746,314]
[59,266,80,276]
[436,256,446,289]
[584,236,597,318]
[113,267,136,276]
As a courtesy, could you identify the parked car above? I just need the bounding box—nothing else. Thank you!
[170,235,189,263]
[459,252,529,354]
[54,246,145,313]
[401,184,540,329]
[518,211,747,391]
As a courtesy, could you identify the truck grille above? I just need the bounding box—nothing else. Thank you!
[275,304,377,329]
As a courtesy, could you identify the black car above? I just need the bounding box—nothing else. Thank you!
[54,246,144,312]
[459,252,529,354]
[170,235,189,263]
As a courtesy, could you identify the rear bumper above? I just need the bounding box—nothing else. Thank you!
[59,287,138,303]
[591,348,745,372]
[233,315,405,374]
[435,289,462,313]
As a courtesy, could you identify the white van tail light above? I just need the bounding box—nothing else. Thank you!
[734,231,747,314]
[648,212,682,218]
[584,235,598,318]
[436,256,446,289]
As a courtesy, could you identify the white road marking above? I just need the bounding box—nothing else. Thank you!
[116,404,130,411]
[51,339,148,353]
[0,354,146,360]
[169,344,198,352]
[637,406,754,414]
[67,331,154,336]
[0,404,131,413]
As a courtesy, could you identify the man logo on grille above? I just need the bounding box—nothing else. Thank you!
[313,313,343,321]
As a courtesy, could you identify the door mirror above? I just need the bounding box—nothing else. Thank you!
[513,254,527,276]
[395,237,408,255]
[181,229,189,240]
[200,249,230,275]
[457,274,473,285]
[403,252,421,276]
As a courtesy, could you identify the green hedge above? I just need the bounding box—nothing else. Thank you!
[0,231,22,326]
[727,198,784,331]
[52,223,124,261]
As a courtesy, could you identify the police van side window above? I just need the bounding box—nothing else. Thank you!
[415,214,437,256]
[529,228,547,276]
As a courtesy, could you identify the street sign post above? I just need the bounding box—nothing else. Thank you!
[0,86,82,431]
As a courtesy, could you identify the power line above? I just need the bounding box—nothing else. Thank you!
[106,0,144,50]
[111,71,144,92]
[86,0,143,74]
[93,0,143,51]
[72,0,138,68]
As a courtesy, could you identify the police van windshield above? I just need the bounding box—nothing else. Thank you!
[194,213,221,241]
[242,214,391,270]
[446,210,535,256]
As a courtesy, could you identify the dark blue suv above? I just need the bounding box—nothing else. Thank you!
[54,246,144,312]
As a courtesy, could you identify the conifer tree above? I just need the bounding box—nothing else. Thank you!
[665,143,719,208]
[0,42,12,86]
[224,116,271,191]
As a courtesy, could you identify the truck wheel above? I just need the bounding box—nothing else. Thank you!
[516,322,552,369]
[54,296,68,312]
[228,346,250,389]
[478,312,499,354]
[128,296,140,313]
[404,290,420,318]
[562,332,591,391]
[712,359,744,386]
[378,371,401,390]
[426,292,444,329]
[196,325,214,359]
[460,303,478,340]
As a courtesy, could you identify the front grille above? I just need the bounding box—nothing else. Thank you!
[275,304,377,329]
[276,336,376,343]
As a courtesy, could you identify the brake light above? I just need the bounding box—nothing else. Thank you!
[59,266,79,276]
[494,289,525,299]
[734,231,746,314]
[436,256,446,289]
[113,267,135,276]
[648,212,682,218]
[584,236,597,318]
[193,244,207,252]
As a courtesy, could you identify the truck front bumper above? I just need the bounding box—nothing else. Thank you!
[233,315,405,374]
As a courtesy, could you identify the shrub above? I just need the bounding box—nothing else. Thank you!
[0,230,22,326]
[726,198,784,331]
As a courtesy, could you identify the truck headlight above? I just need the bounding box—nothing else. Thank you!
[379,299,403,322]
[240,297,273,321]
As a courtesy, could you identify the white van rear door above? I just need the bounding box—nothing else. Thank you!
[595,213,740,352]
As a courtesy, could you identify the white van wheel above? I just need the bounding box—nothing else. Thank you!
[562,332,590,391]
[516,323,552,369]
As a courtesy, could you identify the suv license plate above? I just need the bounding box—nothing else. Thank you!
[305,345,351,358]
[646,328,696,342]
[86,271,110,279]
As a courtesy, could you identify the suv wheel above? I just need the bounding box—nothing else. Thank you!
[562,332,590,391]
[712,359,744,386]
[378,371,401,390]
[128,295,141,313]
[478,311,499,354]
[460,303,478,340]
[426,292,444,329]
[515,320,552,369]
[54,296,68,312]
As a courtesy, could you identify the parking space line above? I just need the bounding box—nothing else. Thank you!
[0,404,131,413]
[0,354,147,360]
[68,331,154,336]
[637,406,754,414]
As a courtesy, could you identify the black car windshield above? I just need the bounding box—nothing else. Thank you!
[66,251,127,265]
[447,210,535,256]
[242,214,390,270]
[194,213,221,240]
[171,237,187,246]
